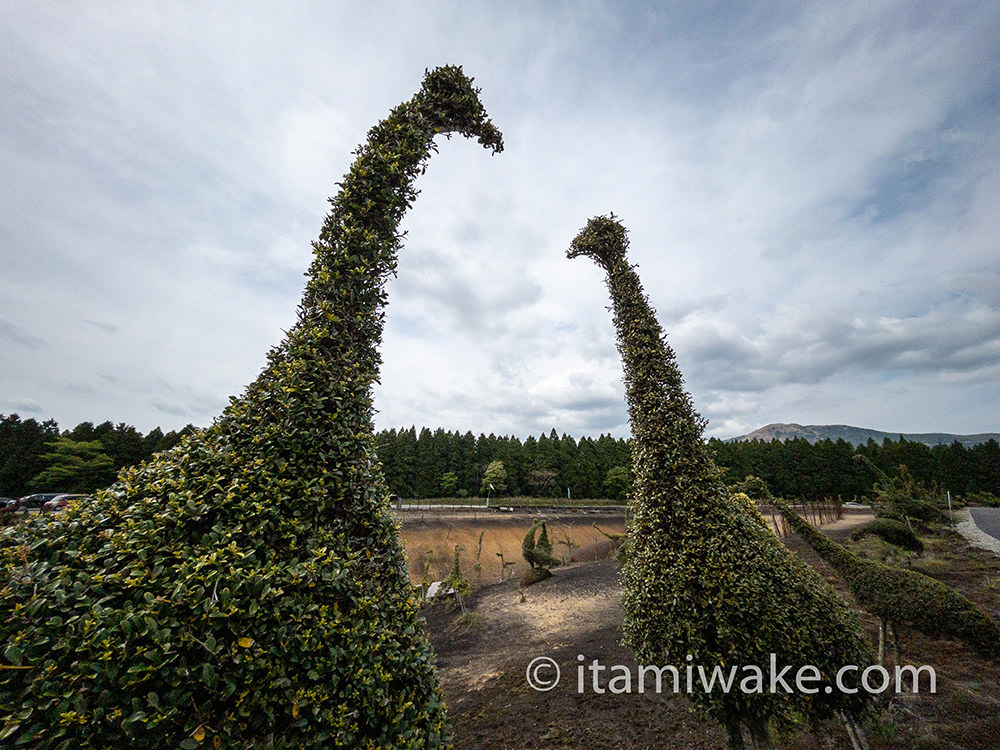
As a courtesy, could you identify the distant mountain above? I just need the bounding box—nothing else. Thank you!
[731,423,1000,447]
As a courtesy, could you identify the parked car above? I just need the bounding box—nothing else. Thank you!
[43,494,92,512]
[19,493,64,511]
[0,497,21,513]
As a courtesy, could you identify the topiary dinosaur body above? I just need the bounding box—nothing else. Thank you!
[773,498,1000,662]
[568,215,874,750]
[1,65,502,749]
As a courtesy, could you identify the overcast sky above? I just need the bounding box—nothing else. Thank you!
[2,2,999,441]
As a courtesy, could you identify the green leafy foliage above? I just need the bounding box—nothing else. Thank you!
[0,415,60,497]
[438,472,459,497]
[28,437,115,494]
[521,520,561,572]
[440,546,471,604]
[850,519,924,552]
[732,475,771,502]
[479,460,507,496]
[7,417,998,504]
[602,465,633,502]
[373,426,631,500]
[774,498,1000,661]
[962,491,1000,507]
[568,215,874,747]
[0,65,502,749]
[710,434,1000,503]
[2,415,192,498]
[855,455,947,526]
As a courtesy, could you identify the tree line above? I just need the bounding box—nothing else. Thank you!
[375,426,633,500]
[710,435,1000,502]
[375,427,999,502]
[3,412,997,502]
[0,413,194,497]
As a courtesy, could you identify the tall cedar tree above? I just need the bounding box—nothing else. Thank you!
[0,66,502,749]
[568,215,873,750]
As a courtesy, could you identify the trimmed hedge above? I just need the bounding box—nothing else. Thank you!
[851,518,924,552]
[774,499,1000,661]
[1,65,502,749]
[568,216,873,748]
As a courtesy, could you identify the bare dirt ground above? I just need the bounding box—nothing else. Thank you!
[397,510,624,586]
[421,510,1000,750]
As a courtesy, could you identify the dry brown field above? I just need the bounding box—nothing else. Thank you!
[416,508,1000,749]
[396,509,626,585]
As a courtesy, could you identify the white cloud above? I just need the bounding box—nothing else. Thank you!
[1,1,998,438]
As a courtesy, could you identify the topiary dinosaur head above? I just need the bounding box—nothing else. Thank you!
[413,65,504,153]
[567,213,630,271]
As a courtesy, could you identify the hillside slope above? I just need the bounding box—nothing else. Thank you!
[733,422,1000,447]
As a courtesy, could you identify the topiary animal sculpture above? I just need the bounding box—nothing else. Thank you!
[853,454,946,526]
[568,215,874,750]
[0,65,502,749]
[772,497,1000,664]
[850,518,924,553]
[521,519,561,585]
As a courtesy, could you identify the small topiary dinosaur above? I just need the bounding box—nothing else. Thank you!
[521,520,561,585]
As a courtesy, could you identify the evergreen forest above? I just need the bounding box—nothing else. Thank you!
[3,413,997,503]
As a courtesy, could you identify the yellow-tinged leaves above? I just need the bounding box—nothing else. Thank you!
[0,65,486,750]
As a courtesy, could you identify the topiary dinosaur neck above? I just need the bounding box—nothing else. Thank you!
[215,65,502,524]
[568,215,876,738]
[568,215,720,513]
[2,65,502,750]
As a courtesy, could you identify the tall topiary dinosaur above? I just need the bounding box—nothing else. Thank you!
[772,497,1000,663]
[568,215,874,750]
[0,65,502,749]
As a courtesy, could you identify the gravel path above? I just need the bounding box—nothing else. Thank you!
[956,507,1000,557]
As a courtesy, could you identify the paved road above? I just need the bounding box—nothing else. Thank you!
[968,507,1000,542]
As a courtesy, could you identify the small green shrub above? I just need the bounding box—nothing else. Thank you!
[855,456,948,525]
[961,491,1000,508]
[852,518,924,552]
[439,545,472,611]
[876,499,946,526]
